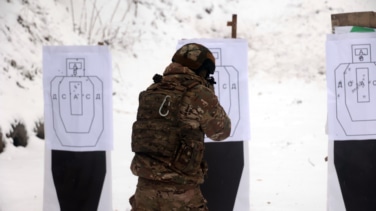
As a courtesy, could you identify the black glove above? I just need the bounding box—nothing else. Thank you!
[206,76,216,85]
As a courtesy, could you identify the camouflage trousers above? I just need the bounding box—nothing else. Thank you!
[129,178,208,211]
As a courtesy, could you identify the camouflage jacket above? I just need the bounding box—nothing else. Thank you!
[131,62,231,185]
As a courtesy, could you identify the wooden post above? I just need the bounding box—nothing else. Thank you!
[331,11,376,33]
[227,14,237,38]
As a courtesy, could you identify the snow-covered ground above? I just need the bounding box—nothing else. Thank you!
[0,0,375,210]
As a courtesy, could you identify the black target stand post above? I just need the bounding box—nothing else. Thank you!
[200,14,247,211]
[330,11,376,211]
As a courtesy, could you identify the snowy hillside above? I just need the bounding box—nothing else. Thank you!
[0,0,375,210]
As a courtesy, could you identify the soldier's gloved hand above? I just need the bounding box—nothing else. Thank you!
[206,76,216,85]
[206,76,216,92]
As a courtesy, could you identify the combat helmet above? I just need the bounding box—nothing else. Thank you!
[172,43,216,78]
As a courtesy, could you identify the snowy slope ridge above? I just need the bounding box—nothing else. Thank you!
[0,0,375,210]
[0,0,353,134]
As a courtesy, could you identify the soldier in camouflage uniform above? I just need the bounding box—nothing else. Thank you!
[129,43,231,211]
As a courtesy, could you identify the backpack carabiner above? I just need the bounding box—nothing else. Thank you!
[159,95,171,117]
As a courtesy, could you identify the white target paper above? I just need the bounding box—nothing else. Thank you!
[43,46,113,151]
[177,39,251,142]
[326,32,376,140]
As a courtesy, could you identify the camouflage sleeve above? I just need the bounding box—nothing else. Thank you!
[180,85,231,141]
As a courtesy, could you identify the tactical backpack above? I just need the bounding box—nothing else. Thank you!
[131,74,206,175]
